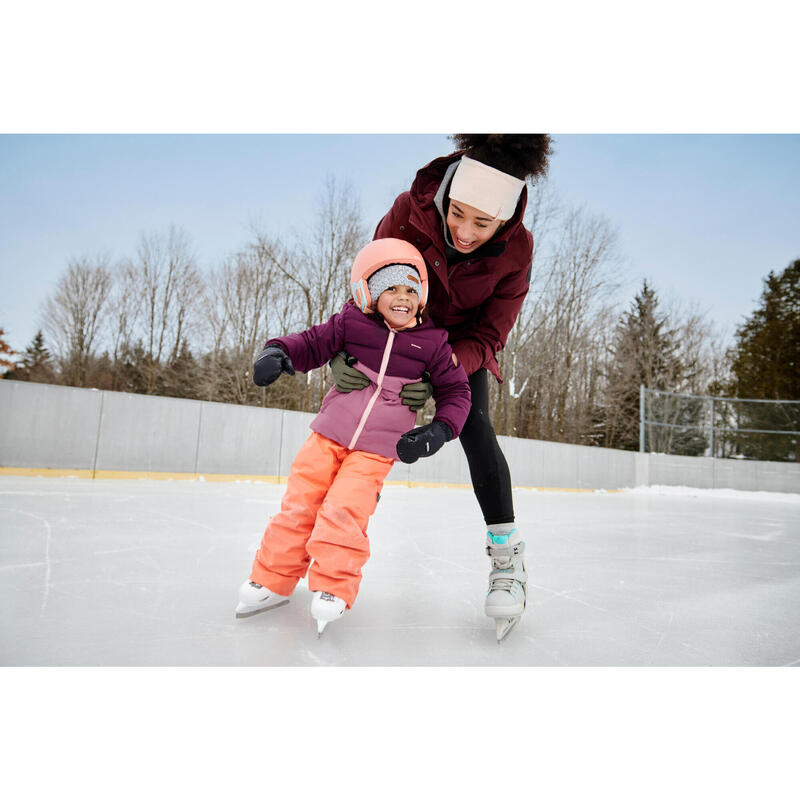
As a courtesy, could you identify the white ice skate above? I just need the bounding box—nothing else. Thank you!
[235,580,290,619]
[310,591,346,637]
[485,530,527,643]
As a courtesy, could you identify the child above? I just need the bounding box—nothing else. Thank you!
[235,238,472,635]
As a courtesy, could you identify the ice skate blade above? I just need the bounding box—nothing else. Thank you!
[234,598,289,619]
[495,617,519,643]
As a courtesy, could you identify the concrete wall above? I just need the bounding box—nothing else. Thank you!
[1,380,799,493]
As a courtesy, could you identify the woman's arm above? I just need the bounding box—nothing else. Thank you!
[450,264,531,377]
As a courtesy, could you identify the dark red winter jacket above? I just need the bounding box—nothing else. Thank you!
[374,150,534,382]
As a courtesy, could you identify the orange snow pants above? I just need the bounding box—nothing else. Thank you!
[250,432,394,609]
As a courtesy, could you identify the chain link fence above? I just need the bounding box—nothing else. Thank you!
[640,386,800,462]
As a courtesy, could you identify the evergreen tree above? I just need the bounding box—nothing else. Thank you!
[729,259,800,461]
[602,281,705,453]
[112,341,150,395]
[8,330,57,383]
[163,341,202,400]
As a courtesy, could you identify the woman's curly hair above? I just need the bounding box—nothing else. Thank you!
[450,134,553,181]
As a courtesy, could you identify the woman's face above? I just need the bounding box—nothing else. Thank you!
[446,199,505,254]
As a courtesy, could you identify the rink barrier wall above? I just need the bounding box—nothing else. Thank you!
[1,381,799,493]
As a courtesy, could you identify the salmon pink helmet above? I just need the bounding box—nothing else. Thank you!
[350,238,428,313]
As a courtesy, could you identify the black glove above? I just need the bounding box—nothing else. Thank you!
[400,371,433,412]
[396,420,453,464]
[329,351,370,393]
[253,344,295,387]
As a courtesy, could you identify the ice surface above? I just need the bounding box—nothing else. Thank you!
[1,475,799,666]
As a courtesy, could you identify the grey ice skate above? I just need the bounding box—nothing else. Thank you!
[485,530,527,642]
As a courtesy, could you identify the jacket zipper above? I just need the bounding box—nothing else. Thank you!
[347,327,396,450]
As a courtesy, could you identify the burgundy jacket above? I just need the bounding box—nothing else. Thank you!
[268,302,471,460]
[374,150,533,382]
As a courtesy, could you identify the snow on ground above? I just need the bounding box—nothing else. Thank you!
[626,484,800,503]
[1,474,799,666]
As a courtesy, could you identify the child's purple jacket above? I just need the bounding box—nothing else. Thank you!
[267,301,471,460]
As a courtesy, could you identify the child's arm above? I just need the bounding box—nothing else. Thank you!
[395,336,472,463]
[427,338,472,439]
[262,308,348,376]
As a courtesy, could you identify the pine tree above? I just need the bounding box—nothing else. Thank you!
[10,330,57,383]
[601,281,705,453]
[163,340,202,400]
[729,259,800,461]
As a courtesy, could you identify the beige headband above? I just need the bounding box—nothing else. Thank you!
[448,155,525,221]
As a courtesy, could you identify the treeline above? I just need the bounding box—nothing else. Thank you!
[3,178,798,461]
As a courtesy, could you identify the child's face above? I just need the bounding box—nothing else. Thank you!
[376,283,421,328]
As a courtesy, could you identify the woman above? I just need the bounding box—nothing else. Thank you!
[331,134,552,640]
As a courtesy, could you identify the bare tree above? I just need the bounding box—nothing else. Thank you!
[264,177,368,411]
[203,240,281,404]
[492,184,622,445]
[106,259,141,388]
[42,255,112,386]
[127,226,203,394]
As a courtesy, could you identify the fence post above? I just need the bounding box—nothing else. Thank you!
[709,396,715,458]
[639,385,645,453]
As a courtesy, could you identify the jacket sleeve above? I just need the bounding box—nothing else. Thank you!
[426,335,472,438]
[266,310,346,374]
[451,247,532,378]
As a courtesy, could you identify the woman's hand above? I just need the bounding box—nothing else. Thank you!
[399,372,433,411]
[329,351,370,392]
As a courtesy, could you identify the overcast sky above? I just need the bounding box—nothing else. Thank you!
[2,133,798,353]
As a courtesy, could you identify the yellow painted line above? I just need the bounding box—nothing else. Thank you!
[0,466,622,493]
[0,467,95,479]
[93,470,285,483]
[517,486,625,494]
[94,469,197,481]
[0,466,283,483]
[386,479,474,490]
[195,473,283,484]
[392,479,622,493]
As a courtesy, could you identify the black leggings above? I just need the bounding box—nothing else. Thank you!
[458,369,515,525]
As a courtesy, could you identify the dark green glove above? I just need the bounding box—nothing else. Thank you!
[400,371,433,412]
[329,351,370,393]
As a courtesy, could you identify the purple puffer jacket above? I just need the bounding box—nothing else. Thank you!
[267,301,471,460]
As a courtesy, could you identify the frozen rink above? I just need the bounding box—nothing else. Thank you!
[1,474,799,666]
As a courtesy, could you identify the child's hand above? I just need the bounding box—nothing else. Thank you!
[253,345,295,387]
[396,421,453,464]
